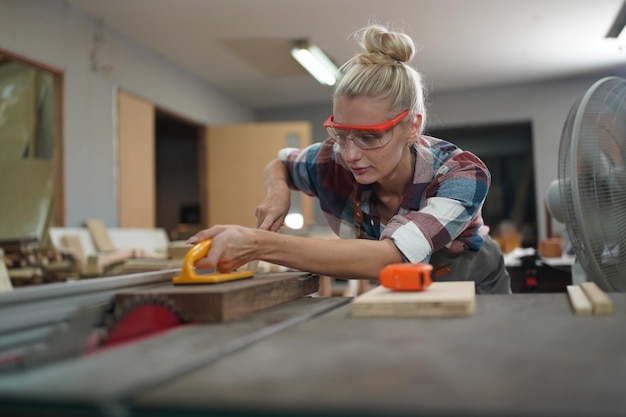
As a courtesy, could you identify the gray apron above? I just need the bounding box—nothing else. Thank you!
[429,235,511,294]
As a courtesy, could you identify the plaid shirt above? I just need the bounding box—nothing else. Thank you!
[279,136,490,264]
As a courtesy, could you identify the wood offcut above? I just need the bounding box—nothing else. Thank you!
[114,272,319,323]
[566,285,592,315]
[566,282,613,316]
[580,282,613,316]
[85,219,116,253]
[351,281,475,318]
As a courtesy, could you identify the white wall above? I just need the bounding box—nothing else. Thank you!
[0,0,255,227]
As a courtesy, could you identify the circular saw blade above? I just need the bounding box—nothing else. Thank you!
[102,295,187,347]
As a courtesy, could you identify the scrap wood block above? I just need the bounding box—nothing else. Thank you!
[566,285,593,315]
[580,282,613,316]
[0,249,12,292]
[85,249,136,275]
[167,241,192,259]
[113,272,320,323]
[59,234,86,268]
[85,219,116,253]
[8,267,43,283]
[121,258,183,273]
[351,281,475,318]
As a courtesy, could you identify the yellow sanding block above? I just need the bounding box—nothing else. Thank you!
[172,239,253,285]
[351,281,475,318]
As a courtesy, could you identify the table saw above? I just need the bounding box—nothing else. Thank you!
[0,268,625,417]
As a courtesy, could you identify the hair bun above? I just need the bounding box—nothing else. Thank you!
[358,25,415,64]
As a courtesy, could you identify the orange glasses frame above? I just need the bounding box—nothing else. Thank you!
[323,110,410,132]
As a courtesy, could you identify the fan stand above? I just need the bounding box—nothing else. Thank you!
[571,260,588,286]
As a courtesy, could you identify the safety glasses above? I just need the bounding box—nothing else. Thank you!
[323,110,410,150]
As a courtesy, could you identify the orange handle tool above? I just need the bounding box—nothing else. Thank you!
[172,239,254,285]
[379,263,433,291]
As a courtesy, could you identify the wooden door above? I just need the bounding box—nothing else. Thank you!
[117,90,155,227]
[203,122,313,228]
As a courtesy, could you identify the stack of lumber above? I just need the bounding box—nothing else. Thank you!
[49,219,186,276]
[1,240,81,287]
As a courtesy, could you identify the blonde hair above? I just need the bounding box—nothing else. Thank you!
[334,24,427,132]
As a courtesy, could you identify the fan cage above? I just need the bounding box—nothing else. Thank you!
[558,77,626,291]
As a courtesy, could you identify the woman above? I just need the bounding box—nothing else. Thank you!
[188,24,511,294]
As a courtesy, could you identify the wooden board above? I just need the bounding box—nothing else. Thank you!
[85,249,135,274]
[351,281,475,318]
[114,272,319,323]
[108,228,169,257]
[0,249,12,292]
[59,234,86,268]
[85,218,116,252]
[566,285,592,315]
[121,258,183,273]
[580,282,613,316]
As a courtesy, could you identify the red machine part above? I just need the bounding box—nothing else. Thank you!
[102,297,186,347]
[379,263,433,291]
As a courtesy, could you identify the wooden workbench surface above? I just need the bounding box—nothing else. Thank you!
[1,292,626,417]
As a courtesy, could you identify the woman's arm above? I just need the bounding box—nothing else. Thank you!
[188,225,403,280]
[255,159,292,231]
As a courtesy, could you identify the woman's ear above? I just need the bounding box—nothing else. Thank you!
[407,113,423,140]
[413,114,423,135]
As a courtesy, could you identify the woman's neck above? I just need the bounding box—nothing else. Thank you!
[373,146,416,222]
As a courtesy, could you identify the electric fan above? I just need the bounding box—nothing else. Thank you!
[546,76,626,291]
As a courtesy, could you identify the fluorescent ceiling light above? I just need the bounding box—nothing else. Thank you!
[291,43,339,86]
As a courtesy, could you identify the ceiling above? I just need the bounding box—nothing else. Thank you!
[66,0,626,109]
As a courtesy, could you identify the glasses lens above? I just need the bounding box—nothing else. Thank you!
[353,130,392,149]
[327,128,394,150]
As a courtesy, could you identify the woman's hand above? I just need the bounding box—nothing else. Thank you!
[255,187,291,231]
[255,159,293,231]
[187,225,260,272]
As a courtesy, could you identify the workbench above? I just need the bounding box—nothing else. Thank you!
[0,274,625,417]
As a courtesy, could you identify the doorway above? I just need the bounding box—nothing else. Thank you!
[118,90,313,236]
[155,111,202,240]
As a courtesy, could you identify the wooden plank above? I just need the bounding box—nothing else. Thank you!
[114,272,319,323]
[580,282,613,316]
[566,285,592,315]
[59,234,86,269]
[0,249,12,292]
[167,241,192,259]
[49,227,97,255]
[121,258,183,273]
[85,249,135,274]
[85,218,116,252]
[108,228,169,257]
[351,281,475,318]
[8,267,43,280]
